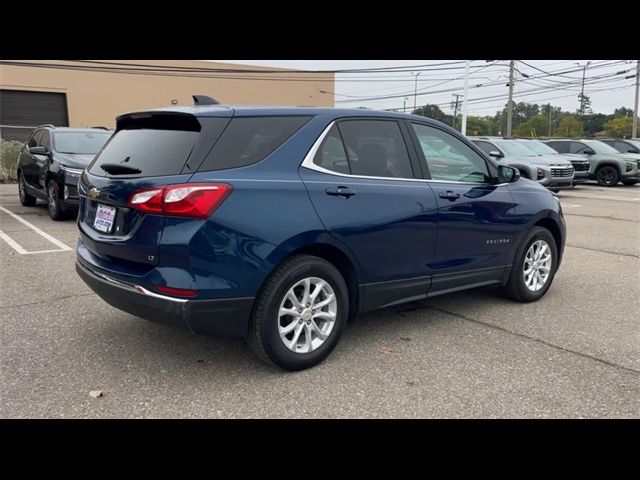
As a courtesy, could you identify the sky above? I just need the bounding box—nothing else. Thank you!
[213,60,638,117]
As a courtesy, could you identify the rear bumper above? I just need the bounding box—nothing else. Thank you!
[76,258,254,337]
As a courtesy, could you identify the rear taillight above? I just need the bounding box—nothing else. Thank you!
[128,183,232,219]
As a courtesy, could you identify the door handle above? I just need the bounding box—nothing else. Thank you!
[438,191,461,201]
[326,186,357,198]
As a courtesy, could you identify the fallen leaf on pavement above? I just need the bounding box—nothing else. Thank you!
[89,389,104,398]
[400,337,411,342]
[378,345,394,355]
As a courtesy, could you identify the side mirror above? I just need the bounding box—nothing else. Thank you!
[583,149,595,155]
[29,146,49,155]
[497,165,520,183]
[489,150,504,158]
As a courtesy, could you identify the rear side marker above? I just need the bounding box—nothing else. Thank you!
[153,285,199,298]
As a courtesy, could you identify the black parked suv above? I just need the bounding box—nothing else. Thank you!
[17,126,112,220]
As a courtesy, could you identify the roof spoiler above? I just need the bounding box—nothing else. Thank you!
[193,95,220,106]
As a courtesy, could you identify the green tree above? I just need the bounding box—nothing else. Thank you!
[466,116,494,136]
[582,113,613,137]
[540,104,563,137]
[412,104,452,125]
[614,107,634,117]
[452,116,494,136]
[554,115,584,138]
[577,93,592,115]
[603,116,636,138]
[515,115,549,138]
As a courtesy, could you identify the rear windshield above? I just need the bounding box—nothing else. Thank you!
[54,131,112,154]
[197,116,312,172]
[89,129,199,177]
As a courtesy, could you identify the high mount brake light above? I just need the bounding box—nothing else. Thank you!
[128,183,233,219]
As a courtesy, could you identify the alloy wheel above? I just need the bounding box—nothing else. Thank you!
[523,240,552,292]
[597,167,618,186]
[278,277,337,353]
[48,183,58,217]
[19,175,26,202]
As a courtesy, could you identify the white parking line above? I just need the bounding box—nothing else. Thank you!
[0,205,72,254]
[0,230,28,254]
[560,193,640,203]
[561,203,582,208]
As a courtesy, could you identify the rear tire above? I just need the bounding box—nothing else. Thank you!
[18,172,37,206]
[502,227,558,303]
[596,166,619,187]
[248,254,349,371]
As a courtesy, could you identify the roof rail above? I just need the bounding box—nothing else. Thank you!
[91,126,109,130]
[193,95,220,106]
[36,124,55,129]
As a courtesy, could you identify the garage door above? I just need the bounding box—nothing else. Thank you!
[0,89,69,127]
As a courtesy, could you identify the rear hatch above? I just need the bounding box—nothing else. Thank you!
[78,110,232,272]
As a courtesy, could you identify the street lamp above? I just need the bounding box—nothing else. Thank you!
[411,72,421,111]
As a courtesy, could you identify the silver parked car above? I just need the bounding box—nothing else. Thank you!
[469,137,574,191]
[543,139,640,187]
[514,138,590,183]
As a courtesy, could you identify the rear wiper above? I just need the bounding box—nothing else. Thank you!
[100,163,142,175]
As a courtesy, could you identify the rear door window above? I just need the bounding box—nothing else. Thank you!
[570,142,589,154]
[615,141,635,153]
[198,116,312,172]
[546,141,569,153]
[337,119,414,179]
[313,124,350,174]
[474,140,498,155]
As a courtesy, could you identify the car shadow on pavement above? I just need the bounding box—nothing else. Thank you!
[86,286,508,376]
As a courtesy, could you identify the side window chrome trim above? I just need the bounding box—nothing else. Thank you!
[300,120,491,186]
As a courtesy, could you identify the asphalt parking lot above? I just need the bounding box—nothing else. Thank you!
[1,182,638,418]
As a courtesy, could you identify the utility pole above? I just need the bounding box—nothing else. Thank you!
[451,94,462,128]
[411,72,421,112]
[404,97,409,114]
[548,104,552,137]
[461,60,470,135]
[576,61,592,115]
[506,60,515,138]
[633,60,639,138]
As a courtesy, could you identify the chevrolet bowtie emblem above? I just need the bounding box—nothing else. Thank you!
[89,187,101,199]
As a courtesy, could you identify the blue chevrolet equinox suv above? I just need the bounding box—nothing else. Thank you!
[76,100,566,370]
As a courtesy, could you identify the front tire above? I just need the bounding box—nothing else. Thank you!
[248,254,349,371]
[47,180,66,221]
[502,227,558,303]
[596,166,619,187]
[18,172,37,206]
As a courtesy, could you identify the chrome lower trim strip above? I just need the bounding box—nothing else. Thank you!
[81,262,188,304]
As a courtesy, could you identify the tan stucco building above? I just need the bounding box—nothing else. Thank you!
[0,60,334,130]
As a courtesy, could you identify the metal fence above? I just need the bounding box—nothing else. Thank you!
[0,125,36,182]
